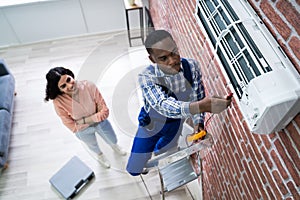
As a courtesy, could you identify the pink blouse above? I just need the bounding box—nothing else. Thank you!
[53,80,109,133]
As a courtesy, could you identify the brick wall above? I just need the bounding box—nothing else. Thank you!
[148,0,300,199]
[249,0,300,73]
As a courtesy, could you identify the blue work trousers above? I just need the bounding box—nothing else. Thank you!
[126,118,183,175]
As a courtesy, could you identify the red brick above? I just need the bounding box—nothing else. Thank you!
[278,127,300,170]
[270,150,289,180]
[234,185,244,200]
[294,114,300,126]
[246,133,261,156]
[287,181,300,199]
[225,182,237,200]
[241,121,251,144]
[262,18,278,39]
[227,136,242,177]
[238,177,250,199]
[260,184,271,200]
[231,128,242,151]
[252,132,262,146]
[249,136,263,161]
[227,110,237,129]
[250,1,266,23]
[261,146,273,169]
[267,172,282,199]
[288,36,300,61]
[286,115,300,149]
[242,159,253,182]
[272,170,289,195]
[261,163,272,184]
[235,107,244,121]
[276,0,300,35]
[248,161,264,198]
[265,185,276,200]
[277,39,300,74]
[241,142,250,160]
[260,0,291,40]
[252,156,267,185]
[274,139,300,186]
[260,134,272,150]
[234,153,245,173]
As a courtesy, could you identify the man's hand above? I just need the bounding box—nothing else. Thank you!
[190,96,232,115]
[193,123,204,133]
[209,96,232,113]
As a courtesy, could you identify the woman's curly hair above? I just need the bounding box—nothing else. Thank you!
[44,67,74,101]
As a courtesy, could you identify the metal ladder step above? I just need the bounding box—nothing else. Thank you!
[159,157,198,192]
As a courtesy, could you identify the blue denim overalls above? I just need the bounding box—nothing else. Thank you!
[126,58,193,175]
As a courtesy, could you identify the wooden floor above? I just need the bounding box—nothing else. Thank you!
[0,31,201,200]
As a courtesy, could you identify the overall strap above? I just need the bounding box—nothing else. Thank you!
[156,58,193,99]
[138,59,193,126]
[181,58,193,88]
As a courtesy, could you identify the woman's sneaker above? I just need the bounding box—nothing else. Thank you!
[98,153,110,168]
[111,144,127,156]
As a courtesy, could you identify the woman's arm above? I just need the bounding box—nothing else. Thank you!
[54,102,86,132]
[76,82,109,125]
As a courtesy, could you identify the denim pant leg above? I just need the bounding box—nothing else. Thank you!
[75,126,102,154]
[94,119,117,146]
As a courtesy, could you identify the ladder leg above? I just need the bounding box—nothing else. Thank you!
[158,171,165,200]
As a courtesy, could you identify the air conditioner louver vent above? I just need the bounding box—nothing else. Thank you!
[195,0,300,134]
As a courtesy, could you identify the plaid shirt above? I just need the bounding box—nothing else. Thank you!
[138,58,205,125]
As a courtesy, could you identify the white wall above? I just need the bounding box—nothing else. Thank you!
[0,0,147,47]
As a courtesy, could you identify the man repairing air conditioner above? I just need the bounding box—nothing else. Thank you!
[126,30,232,176]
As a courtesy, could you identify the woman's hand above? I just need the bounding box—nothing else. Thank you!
[76,117,85,125]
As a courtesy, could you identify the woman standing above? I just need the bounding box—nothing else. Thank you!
[45,67,126,168]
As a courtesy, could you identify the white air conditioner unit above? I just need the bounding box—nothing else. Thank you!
[240,69,300,134]
[195,0,300,134]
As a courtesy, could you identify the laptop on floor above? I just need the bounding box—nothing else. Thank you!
[49,156,95,199]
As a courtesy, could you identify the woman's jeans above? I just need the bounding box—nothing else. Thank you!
[75,119,117,154]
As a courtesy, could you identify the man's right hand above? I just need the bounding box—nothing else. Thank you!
[190,96,232,114]
[207,96,232,113]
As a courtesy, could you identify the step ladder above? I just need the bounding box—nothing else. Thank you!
[147,135,212,200]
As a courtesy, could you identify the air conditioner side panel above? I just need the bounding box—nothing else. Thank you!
[240,69,300,134]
